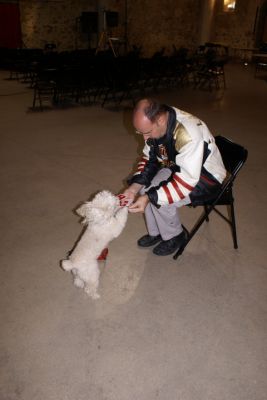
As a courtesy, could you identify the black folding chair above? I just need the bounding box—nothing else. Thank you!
[173,135,248,260]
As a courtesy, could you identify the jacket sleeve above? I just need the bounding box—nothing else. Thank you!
[127,141,160,187]
[147,139,204,206]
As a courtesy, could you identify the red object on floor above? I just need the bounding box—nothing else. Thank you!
[97,248,108,260]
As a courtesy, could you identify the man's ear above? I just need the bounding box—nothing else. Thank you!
[157,114,165,127]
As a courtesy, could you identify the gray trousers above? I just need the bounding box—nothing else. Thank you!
[140,168,191,240]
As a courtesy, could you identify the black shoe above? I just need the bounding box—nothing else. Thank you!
[138,234,162,247]
[153,230,187,256]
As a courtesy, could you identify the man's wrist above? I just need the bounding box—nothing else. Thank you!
[128,183,142,195]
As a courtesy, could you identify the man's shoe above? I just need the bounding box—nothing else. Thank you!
[153,230,187,256]
[138,234,162,247]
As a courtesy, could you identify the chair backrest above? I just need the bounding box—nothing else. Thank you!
[215,135,248,179]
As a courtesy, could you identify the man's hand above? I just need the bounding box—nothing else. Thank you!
[119,183,143,206]
[128,194,149,213]
[123,183,143,200]
[122,188,136,203]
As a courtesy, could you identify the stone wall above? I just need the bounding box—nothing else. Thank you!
[19,0,124,51]
[126,0,201,57]
[210,0,260,50]
[18,0,264,58]
[19,0,201,55]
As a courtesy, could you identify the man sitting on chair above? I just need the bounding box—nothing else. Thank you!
[123,98,226,256]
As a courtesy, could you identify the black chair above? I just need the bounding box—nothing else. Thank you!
[173,135,248,260]
[32,68,57,111]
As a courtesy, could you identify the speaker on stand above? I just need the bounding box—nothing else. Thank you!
[95,10,120,56]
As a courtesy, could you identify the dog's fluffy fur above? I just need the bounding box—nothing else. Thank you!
[61,190,128,299]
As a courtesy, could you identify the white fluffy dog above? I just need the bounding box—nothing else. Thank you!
[61,190,128,299]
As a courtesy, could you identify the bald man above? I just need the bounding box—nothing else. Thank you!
[123,99,226,256]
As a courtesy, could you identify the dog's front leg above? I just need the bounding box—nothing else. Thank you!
[111,207,128,237]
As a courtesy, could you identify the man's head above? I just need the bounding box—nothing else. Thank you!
[133,98,169,141]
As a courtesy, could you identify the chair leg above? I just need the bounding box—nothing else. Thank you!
[39,92,43,111]
[204,205,209,221]
[229,202,238,249]
[32,88,37,109]
[173,225,190,260]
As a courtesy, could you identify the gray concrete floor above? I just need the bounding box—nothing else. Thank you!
[0,64,266,400]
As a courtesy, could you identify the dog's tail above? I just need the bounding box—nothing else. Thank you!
[61,259,73,272]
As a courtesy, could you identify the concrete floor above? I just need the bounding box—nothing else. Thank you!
[0,64,266,400]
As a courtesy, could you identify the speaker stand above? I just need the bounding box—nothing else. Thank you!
[95,30,117,57]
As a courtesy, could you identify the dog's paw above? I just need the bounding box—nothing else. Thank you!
[84,285,100,300]
[73,276,85,288]
[91,292,100,300]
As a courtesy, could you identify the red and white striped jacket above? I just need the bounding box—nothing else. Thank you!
[129,106,226,207]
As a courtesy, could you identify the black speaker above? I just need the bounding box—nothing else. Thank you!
[80,12,98,33]
[105,11,119,28]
